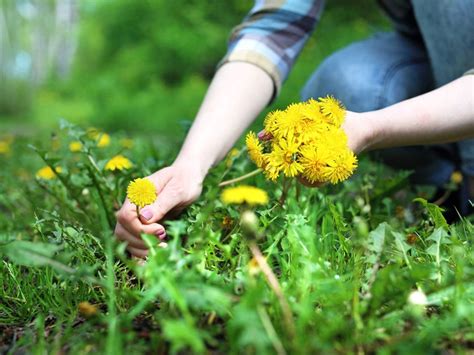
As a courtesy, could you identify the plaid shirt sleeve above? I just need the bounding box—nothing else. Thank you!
[218,0,325,98]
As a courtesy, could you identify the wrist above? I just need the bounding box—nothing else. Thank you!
[172,153,212,182]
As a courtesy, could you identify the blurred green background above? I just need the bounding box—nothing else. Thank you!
[1,0,389,137]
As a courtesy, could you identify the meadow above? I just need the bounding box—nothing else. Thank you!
[1,1,473,354]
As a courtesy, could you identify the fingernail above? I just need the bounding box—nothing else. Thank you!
[158,232,167,240]
[154,229,165,237]
[257,131,266,139]
[140,208,153,221]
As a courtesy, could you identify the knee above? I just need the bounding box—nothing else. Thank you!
[301,50,383,112]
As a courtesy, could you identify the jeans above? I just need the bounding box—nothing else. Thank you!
[301,0,474,187]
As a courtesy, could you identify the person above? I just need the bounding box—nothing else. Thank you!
[115,0,474,258]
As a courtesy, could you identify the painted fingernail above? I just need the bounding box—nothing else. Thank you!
[154,229,165,236]
[140,208,153,221]
[159,233,167,241]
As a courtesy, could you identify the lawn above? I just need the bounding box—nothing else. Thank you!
[1,1,473,354]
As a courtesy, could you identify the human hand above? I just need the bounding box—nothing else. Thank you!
[114,164,204,258]
[258,111,374,188]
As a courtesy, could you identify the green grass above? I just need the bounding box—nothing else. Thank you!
[0,122,473,354]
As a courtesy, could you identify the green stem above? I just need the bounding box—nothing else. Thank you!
[219,168,262,187]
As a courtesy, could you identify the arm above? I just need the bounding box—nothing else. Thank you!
[115,1,324,257]
[345,75,474,153]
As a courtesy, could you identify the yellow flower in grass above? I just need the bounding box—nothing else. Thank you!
[266,135,303,179]
[319,95,346,127]
[263,109,284,136]
[450,171,463,185]
[69,141,83,152]
[0,140,10,154]
[246,132,266,169]
[221,185,268,206]
[97,133,111,148]
[105,155,133,171]
[127,178,157,208]
[36,166,62,180]
[321,150,357,184]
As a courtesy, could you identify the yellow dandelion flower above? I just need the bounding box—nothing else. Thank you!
[273,103,307,138]
[321,150,357,184]
[0,140,10,155]
[36,166,62,180]
[127,178,157,208]
[97,133,111,148]
[120,138,134,149]
[450,171,463,185]
[105,155,133,171]
[221,185,268,206]
[299,146,330,183]
[266,135,303,178]
[263,110,284,135]
[301,98,323,120]
[69,141,83,152]
[246,131,266,168]
[319,95,346,127]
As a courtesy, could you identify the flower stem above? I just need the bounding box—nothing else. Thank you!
[219,168,262,187]
[249,240,295,338]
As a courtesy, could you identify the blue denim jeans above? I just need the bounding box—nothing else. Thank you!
[301,0,474,187]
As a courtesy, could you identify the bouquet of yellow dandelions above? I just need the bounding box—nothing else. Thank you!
[246,96,357,184]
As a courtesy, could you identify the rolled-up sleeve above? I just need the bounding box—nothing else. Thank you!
[218,0,325,98]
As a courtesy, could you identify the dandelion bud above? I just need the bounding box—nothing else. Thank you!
[240,210,259,236]
[408,290,427,306]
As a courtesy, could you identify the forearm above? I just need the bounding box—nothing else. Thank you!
[173,62,273,176]
[366,75,474,150]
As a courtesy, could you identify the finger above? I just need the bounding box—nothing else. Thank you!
[139,187,181,225]
[115,223,148,249]
[116,201,166,237]
[257,130,273,141]
[127,245,148,259]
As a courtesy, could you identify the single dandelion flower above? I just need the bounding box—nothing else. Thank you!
[266,135,303,178]
[0,140,10,155]
[321,150,357,184]
[36,166,62,180]
[105,155,133,171]
[246,131,266,168]
[450,171,463,185]
[221,185,268,206]
[264,110,284,136]
[319,95,346,127]
[299,146,329,183]
[274,103,307,138]
[69,141,83,152]
[97,133,111,148]
[120,138,134,149]
[127,178,157,208]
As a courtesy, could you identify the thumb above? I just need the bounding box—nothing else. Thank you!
[139,188,178,224]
